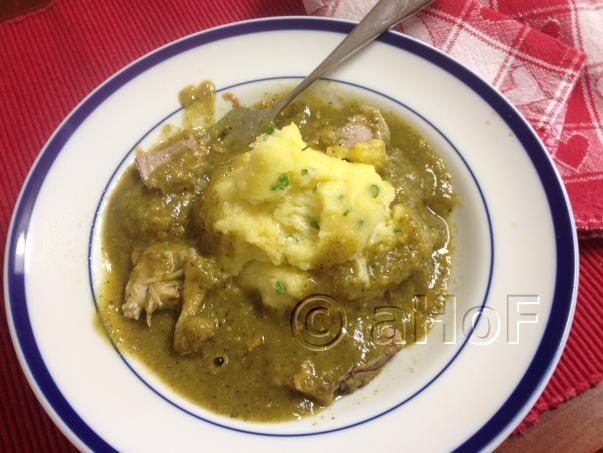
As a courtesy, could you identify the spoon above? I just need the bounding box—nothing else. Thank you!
[207,0,434,148]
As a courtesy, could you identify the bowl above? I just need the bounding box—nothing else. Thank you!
[4,17,578,452]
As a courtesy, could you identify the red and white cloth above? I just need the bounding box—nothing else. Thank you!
[304,0,603,237]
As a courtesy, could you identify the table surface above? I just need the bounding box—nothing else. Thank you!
[1,1,602,452]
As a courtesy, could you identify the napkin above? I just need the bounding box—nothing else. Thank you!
[304,0,603,238]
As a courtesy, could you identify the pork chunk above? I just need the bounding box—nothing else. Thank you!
[337,123,374,148]
[135,138,197,185]
[349,106,390,145]
[122,243,189,325]
[173,250,224,355]
[327,105,391,148]
[293,329,403,405]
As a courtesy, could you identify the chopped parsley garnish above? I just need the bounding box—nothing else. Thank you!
[343,207,352,216]
[337,194,344,201]
[302,144,311,151]
[274,280,286,295]
[266,125,275,135]
[369,184,380,197]
[393,227,402,233]
[358,220,365,227]
[310,220,320,229]
[287,234,299,242]
[270,173,290,191]
[301,169,308,175]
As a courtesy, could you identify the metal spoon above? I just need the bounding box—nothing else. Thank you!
[207,0,434,148]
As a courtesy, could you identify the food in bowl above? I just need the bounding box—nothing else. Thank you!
[97,80,456,421]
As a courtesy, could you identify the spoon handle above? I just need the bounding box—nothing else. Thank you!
[273,0,435,113]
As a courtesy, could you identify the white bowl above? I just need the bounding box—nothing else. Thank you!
[4,17,578,453]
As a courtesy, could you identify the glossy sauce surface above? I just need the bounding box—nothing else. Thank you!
[98,82,456,422]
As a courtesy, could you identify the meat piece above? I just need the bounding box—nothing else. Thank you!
[316,105,391,149]
[293,328,403,405]
[122,243,224,352]
[330,350,395,394]
[336,106,391,147]
[173,250,224,355]
[337,123,374,148]
[135,138,197,184]
[293,360,334,405]
[351,106,391,145]
[122,244,189,326]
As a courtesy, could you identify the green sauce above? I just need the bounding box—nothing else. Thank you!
[97,81,456,422]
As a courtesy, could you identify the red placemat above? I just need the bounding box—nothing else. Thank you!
[1,0,602,451]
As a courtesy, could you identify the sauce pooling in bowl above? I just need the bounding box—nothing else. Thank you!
[97,80,456,422]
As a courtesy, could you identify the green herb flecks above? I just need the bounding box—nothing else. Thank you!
[310,220,320,230]
[274,280,286,295]
[301,169,308,175]
[287,235,299,242]
[302,144,311,151]
[393,227,402,233]
[270,173,290,191]
[369,184,380,197]
[343,207,352,216]
[266,125,275,135]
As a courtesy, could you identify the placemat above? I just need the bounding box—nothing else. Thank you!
[1,0,602,450]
